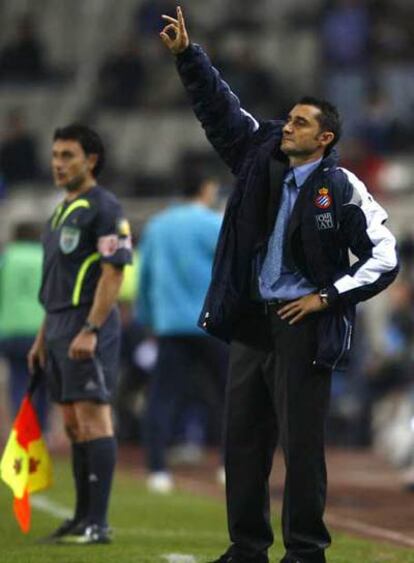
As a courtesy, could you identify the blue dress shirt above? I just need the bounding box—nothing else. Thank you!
[259,158,322,300]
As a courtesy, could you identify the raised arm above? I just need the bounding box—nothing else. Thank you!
[160,7,259,174]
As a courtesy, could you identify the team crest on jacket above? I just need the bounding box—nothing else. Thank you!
[314,187,332,209]
[60,226,80,254]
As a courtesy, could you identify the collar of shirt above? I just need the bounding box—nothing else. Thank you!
[290,157,323,188]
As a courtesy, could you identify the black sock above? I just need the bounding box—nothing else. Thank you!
[84,436,117,527]
[71,443,89,523]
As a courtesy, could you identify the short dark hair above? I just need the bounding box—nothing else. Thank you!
[297,96,342,152]
[53,124,105,177]
[183,173,205,198]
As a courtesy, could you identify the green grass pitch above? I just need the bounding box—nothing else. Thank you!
[0,460,413,562]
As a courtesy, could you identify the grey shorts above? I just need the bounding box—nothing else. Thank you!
[45,306,121,404]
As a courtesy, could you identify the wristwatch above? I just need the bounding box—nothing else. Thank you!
[318,288,329,307]
[82,321,100,335]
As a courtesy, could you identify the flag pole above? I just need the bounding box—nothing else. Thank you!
[1,363,52,533]
[27,364,43,398]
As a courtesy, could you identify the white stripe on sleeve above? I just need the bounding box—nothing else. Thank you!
[334,169,398,295]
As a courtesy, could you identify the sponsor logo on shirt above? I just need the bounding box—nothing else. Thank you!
[315,212,334,231]
[314,187,332,209]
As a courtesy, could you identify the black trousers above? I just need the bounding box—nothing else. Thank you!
[224,307,332,563]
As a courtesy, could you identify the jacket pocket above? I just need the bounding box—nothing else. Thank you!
[314,307,354,371]
[198,282,242,343]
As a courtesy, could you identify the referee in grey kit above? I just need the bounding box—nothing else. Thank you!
[29,124,132,544]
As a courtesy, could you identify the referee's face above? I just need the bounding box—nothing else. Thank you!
[51,139,97,192]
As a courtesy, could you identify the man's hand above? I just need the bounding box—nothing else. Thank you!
[27,335,47,373]
[277,293,328,325]
[68,330,97,361]
[160,6,189,55]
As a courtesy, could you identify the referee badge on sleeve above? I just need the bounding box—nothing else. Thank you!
[97,218,132,257]
[117,218,131,237]
[59,226,80,254]
[98,235,118,257]
[116,218,132,250]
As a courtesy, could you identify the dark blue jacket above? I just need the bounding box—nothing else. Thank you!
[176,44,399,370]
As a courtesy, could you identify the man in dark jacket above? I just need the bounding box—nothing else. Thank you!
[160,8,399,563]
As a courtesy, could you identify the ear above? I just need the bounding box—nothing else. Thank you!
[319,131,335,148]
[87,153,98,173]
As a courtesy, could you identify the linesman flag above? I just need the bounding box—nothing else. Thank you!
[0,370,52,533]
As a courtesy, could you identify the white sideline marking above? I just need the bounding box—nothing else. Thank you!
[31,495,72,519]
[327,514,414,548]
[32,494,414,550]
[31,495,222,542]
[162,556,197,563]
[120,527,226,540]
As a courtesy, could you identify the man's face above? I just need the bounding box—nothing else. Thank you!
[51,139,97,191]
[281,104,333,159]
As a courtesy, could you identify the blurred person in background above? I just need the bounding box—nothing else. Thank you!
[0,15,50,83]
[96,36,146,111]
[0,109,41,187]
[319,0,372,138]
[371,0,414,146]
[0,221,48,429]
[366,276,414,491]
[135,0,176,36]
[160,8,399,563]
[215,44,288,118]
[28,124,132,544]
[137,173,227,493]
[338,136,386,197]
[335,88,397,198]
[356,89,398,155]
[114,246,153,443]
[0,176,6,200]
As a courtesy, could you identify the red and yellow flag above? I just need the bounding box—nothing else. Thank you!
[0,396,53,532]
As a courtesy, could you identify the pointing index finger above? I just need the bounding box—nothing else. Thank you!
[177,6,185,30]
